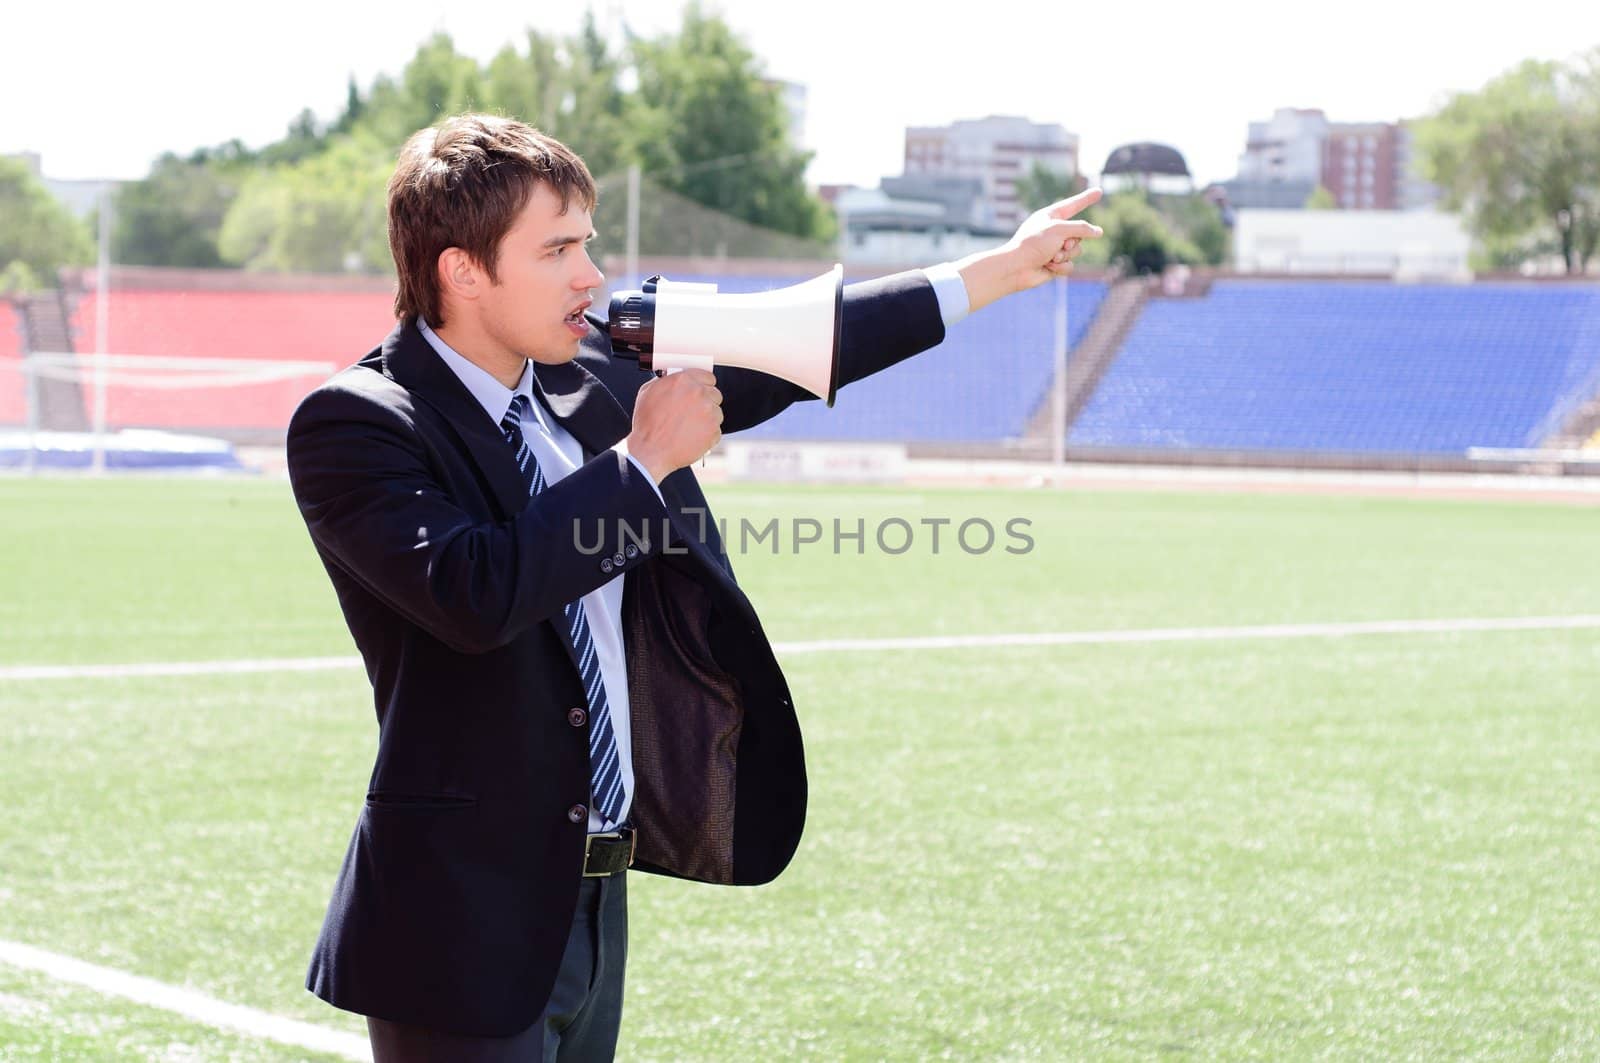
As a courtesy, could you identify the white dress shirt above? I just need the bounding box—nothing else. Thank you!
[417,269,969,834]
[419,318,663,834]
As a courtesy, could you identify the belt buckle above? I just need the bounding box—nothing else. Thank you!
[583,829,636,877]
[583,832,614,877]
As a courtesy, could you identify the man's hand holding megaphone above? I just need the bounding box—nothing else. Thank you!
[625,368,723,483]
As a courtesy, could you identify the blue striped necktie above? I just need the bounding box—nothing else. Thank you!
[501,393,626,830]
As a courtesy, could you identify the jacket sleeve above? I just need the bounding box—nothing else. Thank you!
[287,382,667,655]
[717,269,947,434]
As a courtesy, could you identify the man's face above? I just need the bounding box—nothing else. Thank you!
[477,183,604,365]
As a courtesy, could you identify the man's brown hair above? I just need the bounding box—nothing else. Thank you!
[387,113,597,327]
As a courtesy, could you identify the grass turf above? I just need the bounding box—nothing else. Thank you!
[1,477,1597,1059]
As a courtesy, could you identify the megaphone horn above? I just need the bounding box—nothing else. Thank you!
[608,265,844,406]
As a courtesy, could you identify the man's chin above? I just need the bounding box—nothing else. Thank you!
[528,337,583,366]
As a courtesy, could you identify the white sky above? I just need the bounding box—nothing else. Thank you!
[4,0,1598,190]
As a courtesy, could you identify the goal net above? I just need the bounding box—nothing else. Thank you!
[0,352,337,472]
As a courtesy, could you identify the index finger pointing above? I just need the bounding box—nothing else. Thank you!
[1046,187,1104,220]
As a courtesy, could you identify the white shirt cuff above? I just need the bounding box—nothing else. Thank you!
[924,262,971,329]
[625,453,666,504]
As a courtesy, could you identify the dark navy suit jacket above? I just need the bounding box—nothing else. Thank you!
[286,270,946,1036]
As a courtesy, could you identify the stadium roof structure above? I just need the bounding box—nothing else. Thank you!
[1100,142,1191,178]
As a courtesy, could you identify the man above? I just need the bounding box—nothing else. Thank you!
[287,112,1100,1060]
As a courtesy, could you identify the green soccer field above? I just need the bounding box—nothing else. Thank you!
[2,477,1598,1060]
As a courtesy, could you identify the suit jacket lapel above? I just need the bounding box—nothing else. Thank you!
[530,357,633,460]
[379,319,530,520]
[381,319,637,518]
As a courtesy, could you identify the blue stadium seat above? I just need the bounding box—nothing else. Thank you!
[1068,280,1600,454]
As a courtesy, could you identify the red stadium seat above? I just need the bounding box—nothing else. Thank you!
[0,302,26,425]
[68,289,396,432]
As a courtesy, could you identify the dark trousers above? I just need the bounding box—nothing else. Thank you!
[368,872,628,1062]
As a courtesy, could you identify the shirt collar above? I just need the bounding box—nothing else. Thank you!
[417,318,546,433]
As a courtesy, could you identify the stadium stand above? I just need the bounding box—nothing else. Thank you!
[731,277,1110,442]
[0,300,23,424]
[1538,301,1600,449]
[14,291,90,431]
[67,282,394,434]
[28,269,1600,462]
[1068,280,1600,455]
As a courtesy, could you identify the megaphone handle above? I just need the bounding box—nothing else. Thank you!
[646,367,702,465]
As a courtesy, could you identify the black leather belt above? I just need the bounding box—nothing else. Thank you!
[583,828,635,877]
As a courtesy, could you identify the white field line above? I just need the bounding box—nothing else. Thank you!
[3,615,1599,682]
[0,940,369,1060]
[4,613,1600,1050]
[771,614,1600,654]
[0,656,361,681]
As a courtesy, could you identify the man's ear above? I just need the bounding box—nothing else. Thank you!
[437,247,483,307]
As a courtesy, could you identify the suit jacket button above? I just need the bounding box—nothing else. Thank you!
[624,544,639,559]
[612,551,626,567]
[567,707,587,727]
[600,558,614,574]
[568,804,587,823]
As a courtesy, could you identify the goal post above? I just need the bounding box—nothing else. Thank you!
[4,352,337,474]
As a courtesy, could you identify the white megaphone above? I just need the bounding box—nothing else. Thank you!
[607,265,844,406]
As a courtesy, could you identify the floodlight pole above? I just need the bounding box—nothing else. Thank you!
[22,355,38,476]
[91,185,112,475]
[1051,275,1069,467]
[625,164,640,289]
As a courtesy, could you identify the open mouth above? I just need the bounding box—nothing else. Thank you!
[565,300,592,326]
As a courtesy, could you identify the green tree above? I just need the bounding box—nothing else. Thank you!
[1414,52,1600,274]
[1015,161,1084,214]
[218,133,392,274]
[1158,193,1229,265]
[110,12,843,271]
[482,16,632,180]
[555,14,632,180]
[0,260,42,295]
[112,152,243,267]
[330,75,368,136]
[1304,185,1338,210]
[483,30,564,132]
[0,157,95,287]
[257,108,328,167]
[1095,191,1201,274]
[628,4,831,241]
[361,33,486,149]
